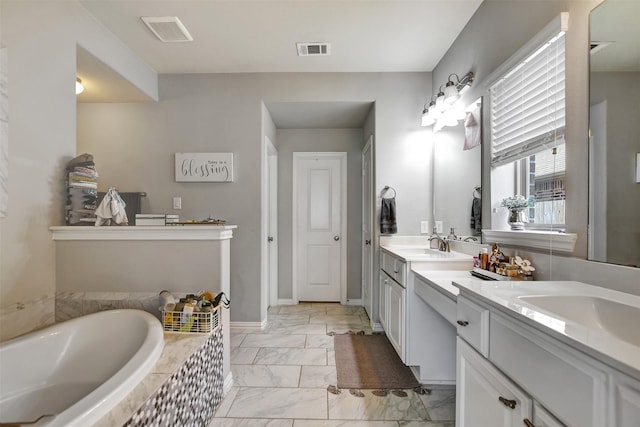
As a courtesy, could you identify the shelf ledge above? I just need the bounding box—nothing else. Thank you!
[482,229,577,253]
[50,225,237,241]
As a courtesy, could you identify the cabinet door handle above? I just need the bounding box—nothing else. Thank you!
[498,396,517,409]
[523,419,536,427]
[456,320,469,327]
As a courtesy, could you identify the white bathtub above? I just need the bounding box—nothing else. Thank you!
[0,309,164,426]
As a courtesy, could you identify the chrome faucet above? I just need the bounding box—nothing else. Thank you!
[428,229,450,252]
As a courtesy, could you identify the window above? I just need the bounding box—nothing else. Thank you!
[489,14,568,228]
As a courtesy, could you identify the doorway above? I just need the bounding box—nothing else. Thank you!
[292,152,347,303]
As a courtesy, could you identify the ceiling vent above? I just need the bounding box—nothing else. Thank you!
[141,16,193,42]
[296,43,331,57]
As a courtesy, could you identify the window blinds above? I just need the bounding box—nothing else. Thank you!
[490,32,566,167]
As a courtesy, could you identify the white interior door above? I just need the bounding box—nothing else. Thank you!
[293,152,346,303]
[362,136,374,318]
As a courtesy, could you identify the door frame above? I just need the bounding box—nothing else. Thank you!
[292,152,347,305]
[362,136,374,317]
[262,136,278,319]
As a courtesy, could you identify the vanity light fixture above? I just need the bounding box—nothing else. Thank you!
[421,103,434,127]
[421,71,474,130]
[75,77,84,95]
[435,85,446,112]
[421,96,439,127]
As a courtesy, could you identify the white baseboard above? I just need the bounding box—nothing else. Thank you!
[230,320,267,331]
[371,322,384,332]
[345,299,362,306]
[223,373,234,394]
[276,299,295,305]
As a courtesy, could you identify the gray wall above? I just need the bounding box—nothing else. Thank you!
[78,72,432,323]
[0,1,157,340]
[275,128,365,301]
[432,0,600,258]
[590,72,640,266]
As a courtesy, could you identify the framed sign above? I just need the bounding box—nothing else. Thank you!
[175,152,234,182]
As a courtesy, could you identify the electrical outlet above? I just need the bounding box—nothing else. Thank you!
[435,221,443,233]
[420,221,429,234]
[173,196,182,210]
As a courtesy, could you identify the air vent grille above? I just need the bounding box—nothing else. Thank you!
[296,43,331,56]
[590,41,613,55]
[141,16,193,42]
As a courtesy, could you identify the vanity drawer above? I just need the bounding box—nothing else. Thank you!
[489,312,607,427]
[456,295,489,357]
[381,251,406,287]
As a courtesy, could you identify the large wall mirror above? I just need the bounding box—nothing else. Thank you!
[433,98,482,241]
[589,0,640,267]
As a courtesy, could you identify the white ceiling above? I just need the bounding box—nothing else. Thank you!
[78,0,483,74]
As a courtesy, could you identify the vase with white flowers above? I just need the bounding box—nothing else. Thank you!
[500,195,532,230]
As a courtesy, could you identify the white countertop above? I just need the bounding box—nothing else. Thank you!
[380,245,473,263]
[453,279,640,379]
[412,270,477,299]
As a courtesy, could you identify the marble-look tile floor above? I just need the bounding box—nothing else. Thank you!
[210,303,455,427]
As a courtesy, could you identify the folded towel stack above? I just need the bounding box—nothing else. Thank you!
[65,153,98,225]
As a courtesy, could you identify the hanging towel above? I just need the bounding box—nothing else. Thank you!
[470,197,482,236]
[463,106,481,151]
[380,198,397,234]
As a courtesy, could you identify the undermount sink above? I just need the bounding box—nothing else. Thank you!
[519,295,640,346]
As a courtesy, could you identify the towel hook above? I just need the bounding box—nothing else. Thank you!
[381,186,396,198]
[473,185,481,198]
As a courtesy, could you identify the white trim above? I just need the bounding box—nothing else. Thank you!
[292,152,348,304]
[483,12,569,91]
[223,373,234,395]
[482,229,577,253]
[371,322,384,333]
[361,136,374,322]
[230,320,267,331]
[277,299,295,306]
[345,299,362,306]
[50,225,236,241]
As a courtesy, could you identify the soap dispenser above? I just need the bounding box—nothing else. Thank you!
[447,227,457,241]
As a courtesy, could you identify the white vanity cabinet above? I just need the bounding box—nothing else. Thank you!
[457,337,532,427]
[379,247,472,384]
[387,278,405,356]
[455,285,640,427]
[611,371,640,427]
[379,251,406,358]
[378,271,389,331]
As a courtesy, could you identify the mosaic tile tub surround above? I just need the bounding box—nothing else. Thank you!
[95,327,225,426]
[125,328,225,426]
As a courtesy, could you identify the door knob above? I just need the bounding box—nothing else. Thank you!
[365,239,371,245]
[334,236,340,241]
